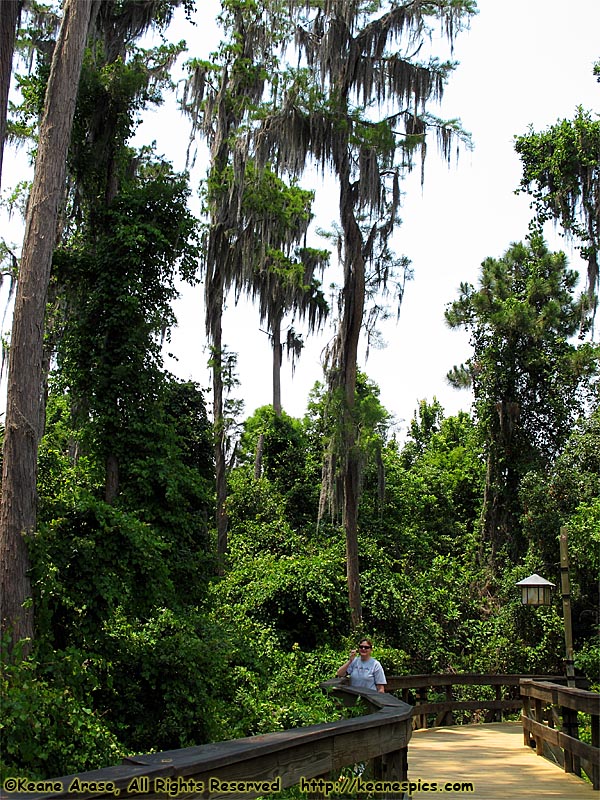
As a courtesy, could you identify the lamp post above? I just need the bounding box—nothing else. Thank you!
[559,527,576,688]
[516,527,575,688]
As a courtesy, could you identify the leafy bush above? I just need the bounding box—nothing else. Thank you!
[30,498,176,654]
[575,636,600,685]
[216,543,349,649]
[0,641,122,781]
[98,607,223,752]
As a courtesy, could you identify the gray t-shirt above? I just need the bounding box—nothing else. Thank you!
[347,656,386,691]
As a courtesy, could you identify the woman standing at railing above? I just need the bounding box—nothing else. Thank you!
[336,638,387,693]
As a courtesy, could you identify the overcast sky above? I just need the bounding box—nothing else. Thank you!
[2,0,599,437]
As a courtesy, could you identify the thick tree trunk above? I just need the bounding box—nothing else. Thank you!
[0,0,93,649]
[0,0,21,187]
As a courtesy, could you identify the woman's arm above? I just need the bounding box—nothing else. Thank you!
[336,650,357,677]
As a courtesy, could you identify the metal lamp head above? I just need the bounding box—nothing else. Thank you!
[516,574,555,606]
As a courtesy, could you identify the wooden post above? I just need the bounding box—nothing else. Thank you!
[591,711,600,790]
[534,697,544,755]
[445,684,454,726]
[379,747,407,800]
[561,705,580,776]
[495,684,502,722]
[305,772,330,800]
[417,686,428,729]
[522,693,532,747]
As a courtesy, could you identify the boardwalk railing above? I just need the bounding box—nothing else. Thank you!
[521,679,600,790]
[5,682,412,800]
[6,673,597,800]
[386,673,586,729]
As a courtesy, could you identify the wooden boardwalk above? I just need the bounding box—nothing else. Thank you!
[407,722,595,799]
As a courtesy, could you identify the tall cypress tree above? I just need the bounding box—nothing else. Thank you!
[182,0,302,564]
[256,0,475,627]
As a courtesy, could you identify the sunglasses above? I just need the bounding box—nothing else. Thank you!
[358,645,371,650]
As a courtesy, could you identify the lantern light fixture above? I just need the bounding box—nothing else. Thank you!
[515,573,555,606]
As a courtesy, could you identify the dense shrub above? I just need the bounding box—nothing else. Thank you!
[0,641,123,781]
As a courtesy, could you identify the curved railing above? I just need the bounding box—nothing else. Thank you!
[5,672,594,800]
[5,681,412,800]
[521,679,600,790]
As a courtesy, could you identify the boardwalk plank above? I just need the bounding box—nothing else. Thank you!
[407,722,595,799]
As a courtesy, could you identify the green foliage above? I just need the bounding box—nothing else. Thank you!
[0,640,123,782]
[237,407,319,525]
[364,406,483,563]
[204,620,343,737]
[515,106,600,298]
[30,497,176,652]
[32,382,215,657]
[446,236,599,560]
[465,563,565,675]
[360,545,482,673]
[36,394,102,517]
[219,528,349,649]
[8,0,596,759]
[54,159,201,498]
[576,637,600,684]
[446,238,596,459]
[401,398,445,467]
[307,373,391,525]
[21,377,599,778]
[70,45,182,205]
[99,608,222,751]
[519,404,600,680]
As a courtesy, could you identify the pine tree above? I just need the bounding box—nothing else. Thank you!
[445,237,599,565]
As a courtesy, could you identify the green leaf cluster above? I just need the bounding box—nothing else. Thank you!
[0,638,122,782]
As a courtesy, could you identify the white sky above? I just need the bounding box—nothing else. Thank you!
[2,0,599,438]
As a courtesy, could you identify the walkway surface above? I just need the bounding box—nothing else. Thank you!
[407,722,594,799]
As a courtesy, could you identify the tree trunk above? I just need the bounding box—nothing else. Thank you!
[336,152,365,631]
[105,453,119,504]
[208,274,228,571]
[480,400,522,567]
[272,316,282,416]
[0,0,21,187]
[0,0,93,650]
[254,433,264,479]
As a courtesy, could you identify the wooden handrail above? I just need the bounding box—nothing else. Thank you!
[386,673,588,729]
[4,681,412,800]
[387,673,585,689]
[521,679,600,790]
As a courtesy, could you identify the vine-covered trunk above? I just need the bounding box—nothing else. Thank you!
[0,0,94,649]
[337,153,365,630]
[105,453,120,504]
